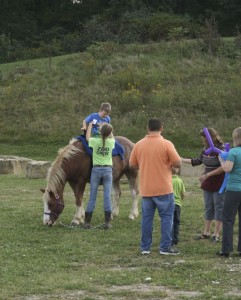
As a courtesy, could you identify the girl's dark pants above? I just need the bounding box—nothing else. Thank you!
[222,191,241,253]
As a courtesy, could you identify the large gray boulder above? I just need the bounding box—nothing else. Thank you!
[0,155,51,179]
[0,155,203,179]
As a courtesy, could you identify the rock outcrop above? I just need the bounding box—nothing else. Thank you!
[0,155,203,179]
[0,155,51,179]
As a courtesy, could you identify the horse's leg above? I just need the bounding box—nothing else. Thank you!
[69,181,86,225]
[112,179,121,218]
[125,170,139,220]
[72,201,85,225]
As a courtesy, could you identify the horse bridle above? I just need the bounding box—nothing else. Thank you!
[44,193,65,220]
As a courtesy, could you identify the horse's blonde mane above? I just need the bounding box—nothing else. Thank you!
[46,140,82,193]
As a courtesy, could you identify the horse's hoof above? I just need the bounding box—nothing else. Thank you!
[71,221,79,226]
[112,212,119,218]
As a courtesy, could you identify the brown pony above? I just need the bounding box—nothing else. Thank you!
[41,136,139,226]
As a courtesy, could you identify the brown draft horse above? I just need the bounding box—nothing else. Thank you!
[41,136,139,226]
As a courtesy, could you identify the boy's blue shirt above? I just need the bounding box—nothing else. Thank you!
[85,112,111,135]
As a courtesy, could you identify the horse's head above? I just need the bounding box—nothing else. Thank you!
[41,188,65,226]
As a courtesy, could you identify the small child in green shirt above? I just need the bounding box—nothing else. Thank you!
[172,167,185,245]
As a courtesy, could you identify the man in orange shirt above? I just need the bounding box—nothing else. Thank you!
[129,118,181,255]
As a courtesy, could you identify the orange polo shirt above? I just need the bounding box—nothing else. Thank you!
[129,134,181,197]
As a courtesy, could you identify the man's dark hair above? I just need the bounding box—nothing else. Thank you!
[148,118,162,131]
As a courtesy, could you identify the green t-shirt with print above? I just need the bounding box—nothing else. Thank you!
[89,137,115,166]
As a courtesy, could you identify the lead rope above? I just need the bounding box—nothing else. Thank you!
[59,221,106,230]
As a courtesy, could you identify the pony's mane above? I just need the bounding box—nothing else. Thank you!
[46,140,82,193]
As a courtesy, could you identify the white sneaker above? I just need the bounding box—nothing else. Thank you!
[141,250,150,255]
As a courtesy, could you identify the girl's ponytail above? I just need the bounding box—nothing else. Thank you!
[100,123,113,148]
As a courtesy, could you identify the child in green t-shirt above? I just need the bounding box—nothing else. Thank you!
[172,167,185,245]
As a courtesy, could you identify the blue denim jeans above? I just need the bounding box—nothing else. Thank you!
[86,167,113,213]
[141,194,174,252]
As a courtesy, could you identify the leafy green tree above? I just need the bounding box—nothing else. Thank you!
[218,0,241,35]
[0,0,37,41]
[0,0,241,63]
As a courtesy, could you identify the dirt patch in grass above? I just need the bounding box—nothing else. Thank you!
[108,284,202,299]
[16,284,203,299]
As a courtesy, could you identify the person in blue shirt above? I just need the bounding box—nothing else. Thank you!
[81,102,111,136]
[217,127,241,257]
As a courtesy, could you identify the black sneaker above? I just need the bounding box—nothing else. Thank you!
[211,236,219,243]
[216,251,229,257]
[194,234,210,240]
[171,241,178,246]
[160,247,180,255]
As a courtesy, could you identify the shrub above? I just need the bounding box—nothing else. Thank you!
[199,16,223,55]
[119,11,200,43]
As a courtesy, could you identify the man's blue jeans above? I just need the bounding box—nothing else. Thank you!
[86,167,113,213]
[141,194,174,252]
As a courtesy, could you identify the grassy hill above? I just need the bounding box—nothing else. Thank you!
[1,40,241,160]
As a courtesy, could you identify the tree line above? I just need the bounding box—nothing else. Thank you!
[0,0,241,63]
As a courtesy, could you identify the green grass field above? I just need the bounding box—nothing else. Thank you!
[1,174,240,299]
[1,39,241,299]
